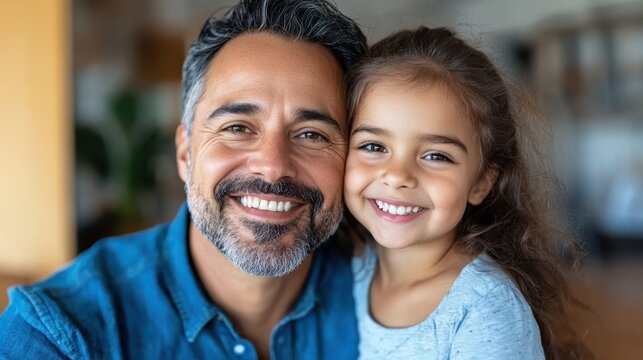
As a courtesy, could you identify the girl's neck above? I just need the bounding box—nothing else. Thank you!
[369,237,472,328]
[375,238,468,289]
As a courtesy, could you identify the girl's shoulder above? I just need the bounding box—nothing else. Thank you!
[443,254,545,358]
[439,254,532,315]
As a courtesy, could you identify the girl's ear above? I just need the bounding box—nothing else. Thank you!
[468,168,498,205]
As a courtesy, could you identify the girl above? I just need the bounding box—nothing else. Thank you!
[344,27,591,359]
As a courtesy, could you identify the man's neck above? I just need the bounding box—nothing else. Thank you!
[188,223,313,359]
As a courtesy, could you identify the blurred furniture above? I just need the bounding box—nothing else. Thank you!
[532,4,643,258]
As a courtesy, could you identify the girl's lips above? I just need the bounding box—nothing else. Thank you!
[373,198,423,215]
[368,199,426,224]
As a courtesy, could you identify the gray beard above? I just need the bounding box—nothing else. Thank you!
[185,171,342,277]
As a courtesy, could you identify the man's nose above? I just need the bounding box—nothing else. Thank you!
[247,132,297,182]
[380,158,418,190]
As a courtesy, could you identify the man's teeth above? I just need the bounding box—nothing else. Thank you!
[239,196,294,212]
[375,200,422,216]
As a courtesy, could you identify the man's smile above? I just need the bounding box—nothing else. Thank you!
[239,195,298,212]
[231,193,307,222]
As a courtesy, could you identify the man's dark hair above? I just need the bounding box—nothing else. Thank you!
[180,0,367,135]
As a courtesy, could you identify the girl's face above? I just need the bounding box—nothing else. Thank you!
[344,81,495,250]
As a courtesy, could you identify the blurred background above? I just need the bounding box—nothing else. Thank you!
[1,0,642,357]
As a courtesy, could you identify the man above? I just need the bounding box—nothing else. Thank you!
[0,1,367,358]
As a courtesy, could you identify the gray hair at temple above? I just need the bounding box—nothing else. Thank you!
[180,0,368,136]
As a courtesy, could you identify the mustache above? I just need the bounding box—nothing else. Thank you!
[214,176,324,213]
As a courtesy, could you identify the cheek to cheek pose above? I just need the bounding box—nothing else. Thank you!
[344,27,593,360]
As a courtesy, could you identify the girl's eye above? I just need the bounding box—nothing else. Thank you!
[359,143,387,153]
[224,124,251,134]
[297,131,328,142]
[423,153,452,162]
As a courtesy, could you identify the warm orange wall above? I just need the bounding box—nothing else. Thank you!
[0,0,73,278]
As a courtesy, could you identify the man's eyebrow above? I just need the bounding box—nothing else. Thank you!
[207,102,261,121]
[297,109,343,134]
[418,133,468,153]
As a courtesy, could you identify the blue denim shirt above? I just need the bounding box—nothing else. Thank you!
[0,204,358,359]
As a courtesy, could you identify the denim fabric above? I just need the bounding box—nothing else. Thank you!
[0,204,358,359]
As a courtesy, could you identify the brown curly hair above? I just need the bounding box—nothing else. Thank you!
[344,27,593,359]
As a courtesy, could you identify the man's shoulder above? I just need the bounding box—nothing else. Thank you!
[0,222,175,358]
[7,222,173,312]
[31,223,170,295]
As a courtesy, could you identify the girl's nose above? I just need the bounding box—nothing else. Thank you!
[380,160,418,190]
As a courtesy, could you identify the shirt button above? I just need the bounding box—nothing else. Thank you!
[233,344,246,355]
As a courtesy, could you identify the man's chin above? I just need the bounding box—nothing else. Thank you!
[238,218,298,244]
[205,219,311,277]
[218,236,312,277]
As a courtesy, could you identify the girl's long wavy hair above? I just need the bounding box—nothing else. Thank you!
[344,27,592,359]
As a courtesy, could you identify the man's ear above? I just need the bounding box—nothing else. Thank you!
[468,168,498,206]
[175,124,189,183]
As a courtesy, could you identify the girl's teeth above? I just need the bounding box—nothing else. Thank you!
[239,196,294,212]
[376,200,423,216]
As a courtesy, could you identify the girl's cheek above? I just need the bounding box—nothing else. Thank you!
[345,162,373,197]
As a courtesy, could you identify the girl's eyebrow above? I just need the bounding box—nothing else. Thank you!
[352,124,467,153]
[351,125,468,153]
[417,133,468,153]
[350,125,389,137]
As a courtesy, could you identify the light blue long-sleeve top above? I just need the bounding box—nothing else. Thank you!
[352,244,545,359]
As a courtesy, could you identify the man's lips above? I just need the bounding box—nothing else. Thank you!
[238,195,300,212]
[230,193,306,221]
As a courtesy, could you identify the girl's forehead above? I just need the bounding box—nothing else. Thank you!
[354,80,469,125]
[350,79,482,150]
[361,77,466,108]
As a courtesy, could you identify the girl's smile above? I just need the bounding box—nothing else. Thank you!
[369,198,427,224]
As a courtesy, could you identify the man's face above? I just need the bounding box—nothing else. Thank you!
[176,32,347,277]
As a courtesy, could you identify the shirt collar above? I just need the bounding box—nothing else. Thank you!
[162,203,324,341]
[283,247,324,322]
[162,203,219,342]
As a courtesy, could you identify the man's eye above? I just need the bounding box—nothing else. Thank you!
[224,125,251,133]
[359,143,387,153]
[423,153,452,162]
[298,131,328,142]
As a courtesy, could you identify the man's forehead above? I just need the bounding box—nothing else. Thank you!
[195,31,347,126]
[206,32,343,83]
